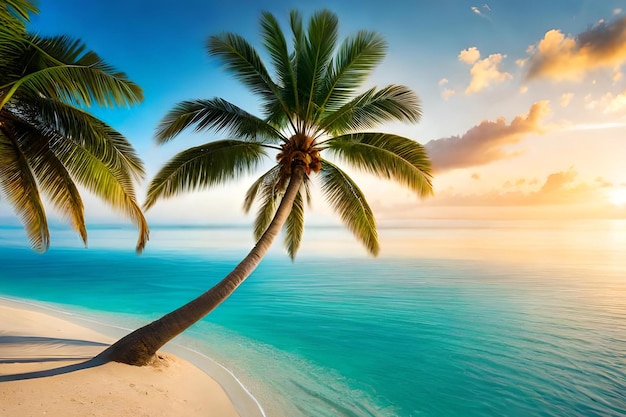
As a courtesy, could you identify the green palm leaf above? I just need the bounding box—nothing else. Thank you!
[207,32,284,120]
[52,137,149,252]
[283,181,307,259]
[1,0,37,22]
[289,10,305,47]
[243,165,281,213]
[260,11,299,116]
[320,85,422,135]
[252,172,281,240]
[317,31,387,115]
[302,174,312,206]
[296,9,338,125]
[1,34,143,110]
[145,140,267,210]
[326,132,433,198]
[0,129,49,251]
[12,122,87,244]
[319,159,378,256]
[31,96,145,181]
[0,0,37,36]
[155,98,284,144]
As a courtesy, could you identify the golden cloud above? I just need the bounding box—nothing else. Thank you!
[425,101,551,172]
[465,53,512,93]
[423,169,608,207]
[459,47,481,64]
[604,90,626,113]
[526,17,626,81]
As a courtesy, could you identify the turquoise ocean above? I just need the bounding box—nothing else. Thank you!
[1,219,625,416]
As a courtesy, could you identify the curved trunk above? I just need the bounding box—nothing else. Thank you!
[97,166,305,366]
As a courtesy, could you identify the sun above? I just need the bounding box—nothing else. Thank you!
[609,188,626,207]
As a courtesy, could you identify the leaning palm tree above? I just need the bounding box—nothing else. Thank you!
[99,9,432,365]
[0,0,149,252]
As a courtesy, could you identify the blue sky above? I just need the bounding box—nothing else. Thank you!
[2,0,626,230]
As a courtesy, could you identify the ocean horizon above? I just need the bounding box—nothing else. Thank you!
[1,219,625,416]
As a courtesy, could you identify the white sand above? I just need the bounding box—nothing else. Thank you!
[0,303,241,417]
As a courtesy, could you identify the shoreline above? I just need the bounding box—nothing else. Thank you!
[0,296,266,417]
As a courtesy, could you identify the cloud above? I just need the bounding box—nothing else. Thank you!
[471,4,491,18]
[520,85,529,94]
[560,93,574,107]
[539,169,577,194]
[458,47,480,64]
[465,53,513,93]
[457,47,513,94]
[584,93,600,109]
[438,78,449,86]
[380,170,625,221]
[583,90,626,113]
[615,8,623,15]
[426,168,600,207]
[441,88,456,100]
[526,17,626,81]
[604,90,626,113]
[425,101,551,172]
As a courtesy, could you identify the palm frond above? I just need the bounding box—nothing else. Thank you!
[326,133,433,198]
[0,128,49,251]
[0,28,30,88]
[303,174,312,207]
[296,9,338,125]
[253,176,281,240]
[260,11,299,115]
[317,31,387,115]
[12,122,87,244]
[320,85,421,135]
[0,0,37,36]
[283,180,307,259]
[289,10,304,47]
[155,98,284,144]
[2,0,38,22]
[1,34,143,109]
[145,140,267,210]
[207,32,284,120]
[53,137,149,253]
[31,96,145,181]
[319,159,378,256]
[243,164,281,213]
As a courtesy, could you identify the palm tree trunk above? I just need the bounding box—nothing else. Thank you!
[96,166,305,366]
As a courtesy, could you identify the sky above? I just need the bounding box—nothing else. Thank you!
[2,0,626,228]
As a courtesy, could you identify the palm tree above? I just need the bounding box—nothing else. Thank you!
[98,9,432,366]
[0,0,149,252]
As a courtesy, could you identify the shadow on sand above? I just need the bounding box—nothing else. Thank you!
[0,335,109,382]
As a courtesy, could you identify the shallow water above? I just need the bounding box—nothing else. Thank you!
[1,220,625,416]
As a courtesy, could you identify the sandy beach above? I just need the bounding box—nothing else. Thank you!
[0,301,241,417]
